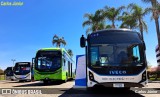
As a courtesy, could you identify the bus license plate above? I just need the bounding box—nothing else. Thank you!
[113,83,124,87]
[21,75,25,78]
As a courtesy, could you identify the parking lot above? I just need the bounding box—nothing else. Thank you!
[0,80,160,97]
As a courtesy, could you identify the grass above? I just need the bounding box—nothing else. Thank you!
[0,75,5,80]
[149,77,160,81]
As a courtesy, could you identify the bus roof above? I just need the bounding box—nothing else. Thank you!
[92,28,137,33]
[6,67,13,68]
[37,48,74,62]
[6,67,13,70]
[15,62,31,65]
[15,62,31,63]
[39,48,65,51]
[88,28,143,44]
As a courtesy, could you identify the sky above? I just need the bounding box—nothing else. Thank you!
[0,0,159,70]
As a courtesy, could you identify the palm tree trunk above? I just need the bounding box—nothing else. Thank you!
[155,19,160,81]
[150,0,160,80]
[96,25,99,31]
[140,31,144,41]
[152,0,160,74]
[112,20,115,28]
[155,18,160,46]
[139,19,144,41]
[151,0,160,46]
[150,0,160,44]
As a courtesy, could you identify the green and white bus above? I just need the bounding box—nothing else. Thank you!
[33,48,75,84]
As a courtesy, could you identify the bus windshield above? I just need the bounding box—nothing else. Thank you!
[35,51,61,72]
[14,63,30,75]
[5,67,13,76]
[90,43,144,67]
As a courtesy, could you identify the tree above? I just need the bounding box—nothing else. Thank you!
[67,49,73,58]
[128,3,149,40]
[103,6,125,28]
[52,35,66,48]
[0,68,4,75]
[82,9,105,34]
[105,25,112,29]
[142,0,160,53]
[119,12,138,29]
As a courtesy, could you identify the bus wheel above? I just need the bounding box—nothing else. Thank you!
[62,73,68,83]
[28,80,32,82]
[122,87,130,91]
[19,80,23,82]
[43,80,48,84]
[66,73,68,81]
[87,87,93,92]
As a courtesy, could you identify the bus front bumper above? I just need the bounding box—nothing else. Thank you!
[98,82,146,88]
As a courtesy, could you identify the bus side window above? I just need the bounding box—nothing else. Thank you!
[132,45,140,61]
[64,59,66,66]
[38,59,41,69]
[68,61,70,67]
[90,47,99,66]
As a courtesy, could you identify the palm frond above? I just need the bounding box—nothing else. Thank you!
[105,25,112,29]
[117,6,125,13]
[86,27,92,35]
[53,34,59,39]
[143,7,152,16]
[52,35,67,48]
[67,49,73,57]
[82,20,92,27]
[127,3,136,10]
[104,5,110,10]
[141,0,152,3]
[83,13,93,19]
[142,21,148,33]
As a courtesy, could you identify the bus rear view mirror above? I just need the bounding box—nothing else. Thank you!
[80,35,86,47]
[96,61,101,66]
[132,56,138,61]
[143,43,146,50]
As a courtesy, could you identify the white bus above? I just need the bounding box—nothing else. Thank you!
[80,29,148,89]
[5,67,15,81]
[13,62,32,82]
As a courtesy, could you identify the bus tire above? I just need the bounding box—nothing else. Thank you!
[122,87,130,91]
[43,80,48,84]
[28,80,32,82]
[66,73,69,81]
[62,73,68,83]
[87,87,93,92]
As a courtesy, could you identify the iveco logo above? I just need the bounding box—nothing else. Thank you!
[109,70,127,75]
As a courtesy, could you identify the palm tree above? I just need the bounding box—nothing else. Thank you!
[142,0,160,46]
[67,49,73,58]
[103,6,125,28]
[105,25,112,29]
[82,9,105,34]
[52,35,66,48]
[128,4,149,40]
[119,12,138,29]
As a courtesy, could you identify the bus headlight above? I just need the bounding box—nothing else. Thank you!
[89,71,94,81]
[142,71,147,81]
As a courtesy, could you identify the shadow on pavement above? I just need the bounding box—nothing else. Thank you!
[12,81,66,87]
[59,87,145,97]
[5,81,31,83]
[3,81,31,84]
